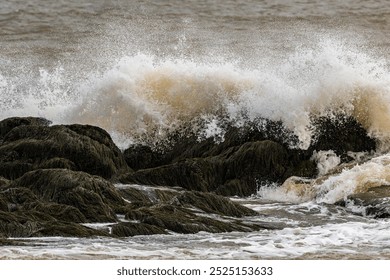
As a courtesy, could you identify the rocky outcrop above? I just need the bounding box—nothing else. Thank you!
[0,168,128,237]
[120,140,317,196]
[8,169,126,222]
[0,117,52,141]
[341,185,390,218]
[0,168,266,238]
[0,115,378,239]
[120,116,375,196]
[310,116,376,161]
[0,117,130,179]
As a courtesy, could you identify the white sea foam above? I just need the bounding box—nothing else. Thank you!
[260,153,390,204]
[3,219,390,260]
[2,38,390,150]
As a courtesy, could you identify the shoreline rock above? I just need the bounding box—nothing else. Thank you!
[0,115,378,238]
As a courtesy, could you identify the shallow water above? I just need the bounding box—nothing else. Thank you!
[2,192,390,260]
[2,0,390,259]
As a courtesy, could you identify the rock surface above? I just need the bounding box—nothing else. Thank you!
[0,117,130,180]
[0,115,378,239]
[342,185,390,218]
[120,116,375,196]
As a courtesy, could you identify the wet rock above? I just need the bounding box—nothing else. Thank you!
[8,169,126,222]
[0,214,107,238]
[121,140,316,196]
[0,176,10,187]
[0,117,51,141]
[23,202,87,223]
[310,116,376,161]
[32,221,109,237]
[117,185,179,206]
[114,185,266,235]
[121,115,374,196]
[111,222,167,237]
[0,197,7,212]
[124,145,165,170]
[174,191,258,217]
[0,118,130,179]
[0,211,43,237]
[343,185,390,218]
[126,204,259,234]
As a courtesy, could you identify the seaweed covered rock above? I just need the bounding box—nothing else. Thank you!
[121,140,316,196]
[33,221,109,237]
[0,209,108,238]
[114,185,270,235]
[310,116,376,161]
[0,168,127,237]
[342,185,390,218]
[121,115,375,196]
[111,222,167,237]
[0,176,9,187]
[174,191,258,217]
[0,117,51,141]
[0,117,130,179]
[126,204,259,234]
[8,169,126,222]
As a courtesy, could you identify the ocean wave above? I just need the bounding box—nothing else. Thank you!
[2,39,390,151]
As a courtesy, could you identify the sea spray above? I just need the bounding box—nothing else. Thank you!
[2,38,390,152]
[53,40,390,150]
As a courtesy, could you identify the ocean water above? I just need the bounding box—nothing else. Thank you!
[1,0,390,259]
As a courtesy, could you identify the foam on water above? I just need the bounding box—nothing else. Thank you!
[2,217,390,259]
[260,153,390,204]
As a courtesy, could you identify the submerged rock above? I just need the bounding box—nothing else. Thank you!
[342,185,390,218]
[111,222,167,237]
[0,117,130,179]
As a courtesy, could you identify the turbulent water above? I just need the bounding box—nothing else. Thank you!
[2,0,390,259]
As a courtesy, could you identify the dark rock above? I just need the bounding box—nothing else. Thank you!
[126,204,258,234]
[0,187,39,210]
[117,187,154,205]
[0,176,10,187]
[120,115,374,196]
[0,211,43,237]
[342,185,390,218]
[310,115,376,161]
[38,157,77,170]
[9,169,126,222]
[0,197,7,212]
[32,221,109,237]
[174,191,258,217]
[0,210,108,238]
[0,117,51,141]
[121,188,274,234]
[123,145,165,170]
[117,185,179,206]
[111,222,167,237]
[23,202,87,223]
[0,118,130,179]
[120,140,316,196]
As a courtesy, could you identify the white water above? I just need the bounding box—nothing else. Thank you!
[2,197,389,260]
